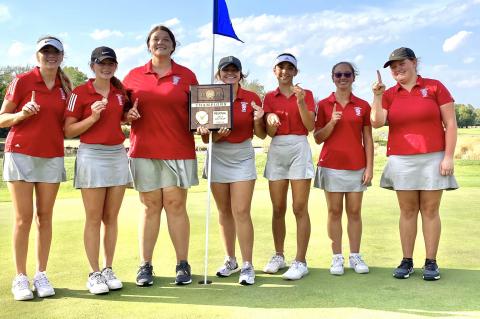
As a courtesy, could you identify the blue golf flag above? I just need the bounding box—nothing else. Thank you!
[213,0,243,42]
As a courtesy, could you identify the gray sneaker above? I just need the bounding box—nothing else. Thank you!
[239,262,255,285]
[136,262,154,286]
[175,260,192,285]
[393,258,414,279]
[423,259,440,281]
[216,257,240,277]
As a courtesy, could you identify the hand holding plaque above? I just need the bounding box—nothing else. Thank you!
[189,84,233,131]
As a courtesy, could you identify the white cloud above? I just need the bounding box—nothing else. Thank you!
[442,30,473,52]
[90,29,124,40]
[463,57,475,64]
[354,55,364,63]
[163,18,180,27]
[457,78,480,88]
[0,4,10,22]
[8,41,28,57]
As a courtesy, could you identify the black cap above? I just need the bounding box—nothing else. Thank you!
[218,56,242,71]
[91,46,117,64]
[383,47,416,68]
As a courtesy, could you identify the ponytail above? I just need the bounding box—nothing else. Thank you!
[57,67,73,96]
[111,76,132,112]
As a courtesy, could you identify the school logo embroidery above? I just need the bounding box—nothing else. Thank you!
[116,94,123,106]
[172,76,180,85]
[241,102,248,112]
[59,88,66,100]
[420,88,428,97]
[354,106,361,117]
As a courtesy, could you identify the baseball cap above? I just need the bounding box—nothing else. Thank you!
[91,46,118,64]
[36,38,64,52]
[274,54,297,69]
[218,56,242,71]
[383,47,416,68]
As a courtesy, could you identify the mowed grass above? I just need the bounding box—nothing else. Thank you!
[0,131,480,318]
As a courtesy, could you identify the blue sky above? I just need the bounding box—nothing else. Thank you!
[1,0,479,105]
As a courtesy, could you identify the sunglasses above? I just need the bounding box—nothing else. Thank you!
[334,72,353,79]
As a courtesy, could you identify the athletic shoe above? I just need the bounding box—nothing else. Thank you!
[86,272,109,295]
[330,254,345,275]
[101,267,123,290]
[393,258,414,279]
[216,256,240,277]
[11,274,33,301]
[263,254,287,274]
[239,262,255,285]
[423,259,440,281]
[282,260,309,280]
[136,262,154,286]
[175,260,192,285]
[349,254,369,274]
[33,271,55,297]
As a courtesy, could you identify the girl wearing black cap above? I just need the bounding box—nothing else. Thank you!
[371,47,458,281]
[1,36,71,301]
[198,56,266,285]
[64,46,131,294]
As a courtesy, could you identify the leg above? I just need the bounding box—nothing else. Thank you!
[419,190,443,259]
[325,191,344,254]
[163,187,189,262]
[8,181,34,275]
[81,188,107,272]
[34,183,60,273]
[211,183,236,258]
[290,179,312,262]
[268,180,289,255]
[138,189,163,263]
[345,192,364,253]
[101,186,126,268]
[230,180,255,263]
[396,191,420,258]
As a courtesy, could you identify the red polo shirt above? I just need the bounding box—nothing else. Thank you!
[65,79,126,145]
[315,93,371,170]
[4,67,67,157]
[221,87,262,143]
[382,76,454,156]
[263,88,315,136]
[123,60,199,159]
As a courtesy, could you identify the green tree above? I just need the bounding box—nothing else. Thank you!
[475,107,480,126]
[242,78,266,99]
[63,66,87,89]
[455,103,477,128]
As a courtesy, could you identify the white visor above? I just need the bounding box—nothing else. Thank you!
[274,54,297,69]
[36,38,64,52]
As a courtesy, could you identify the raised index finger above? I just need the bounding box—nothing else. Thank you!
[333,102,337,113]
[133,98,139,109]
[31,91,36,103]
[376,70,382,83]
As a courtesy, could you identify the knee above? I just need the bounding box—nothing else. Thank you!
[140,196,162,214]
[15,215,33,230]
[272,205,286,219]
[102,214,118,226]
[328,207,343,220]
[233,207,252,223]
[164,198,187,217]
[400,208,419,220]
[34,213,52,229]
[292,202,308,217]
[346,209,361,222]
[420,206,439,220]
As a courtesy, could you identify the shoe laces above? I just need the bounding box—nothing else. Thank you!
[240,265,254,276]
[90,272,106,284]
[13,275,29,290]
[291,260,305,270]
[270,254,284,265]
[350,254,365,266]
[138,263,154,276]
[102,268,117,281]
[398,259,413,270]
[424,260,438,271]
[223,257,238,271]
[34,272,51,288]
[332,255,344,266]
[177,262,191,276]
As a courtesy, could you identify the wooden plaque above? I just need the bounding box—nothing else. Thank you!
[189,84,233,131]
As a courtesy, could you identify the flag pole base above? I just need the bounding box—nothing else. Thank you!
[198,279,212,285]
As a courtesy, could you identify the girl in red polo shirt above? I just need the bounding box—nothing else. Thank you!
[314,62,373,276]
[371,47,458,281]
[198,56,266,285]
[262,53,315,280]
[0,36,72,301]
[123,25,198,286]
[64,47,131,295]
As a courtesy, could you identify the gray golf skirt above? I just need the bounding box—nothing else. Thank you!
[203,139,256,183]
[3,152,66,183]
[314,166,370,192]
[129,157,199,192]
[264,135,314,181]
[380,151,459,191]
[74,143,132,189]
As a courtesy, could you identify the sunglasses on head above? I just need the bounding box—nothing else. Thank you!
[334,72,353,79]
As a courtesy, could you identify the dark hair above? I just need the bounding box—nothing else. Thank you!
[146,25,177,55]
[109,76,132,112]
[331,61,359,79]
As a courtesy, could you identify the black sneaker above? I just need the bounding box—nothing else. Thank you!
[136,262,154,286]
[393,258,414,279]
[423,259,440,281]
[175,261,192,285]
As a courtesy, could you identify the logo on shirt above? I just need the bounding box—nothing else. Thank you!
[354,106,362,117]
[241,102,248,112]
[420,88,428,98]
[172,76,180,85]
[59,88,66,100]
[116,94,124,106]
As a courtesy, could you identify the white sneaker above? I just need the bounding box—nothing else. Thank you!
[216,256,240,277]
[330,254,345,275]
[101,267,123,290]
[349,254,369,274]
[86,271,109,295]
[239,262,255,285]
[33,271,55,297]
[282,260,308,280]
[12,274,34,301]
[263,254,287,274]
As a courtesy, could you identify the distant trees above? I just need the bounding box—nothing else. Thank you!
[455,104,478,128]
[63,66,88,88]
[242,78,265,99]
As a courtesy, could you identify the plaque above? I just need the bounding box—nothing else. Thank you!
[189,84,233,131]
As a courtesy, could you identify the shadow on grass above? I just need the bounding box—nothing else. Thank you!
[53,267,480,316]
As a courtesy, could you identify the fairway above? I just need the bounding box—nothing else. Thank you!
[0,149,479,318]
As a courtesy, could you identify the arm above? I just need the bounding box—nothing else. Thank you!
[314,103,341,144]
[362,125,374,185]
[64,100,106,138]
[439,102,457,175]
[265,113,280,137]
[371,70,387,128]
[293,86,314,131]
[0,93,40,128]
[252,101,266,139]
